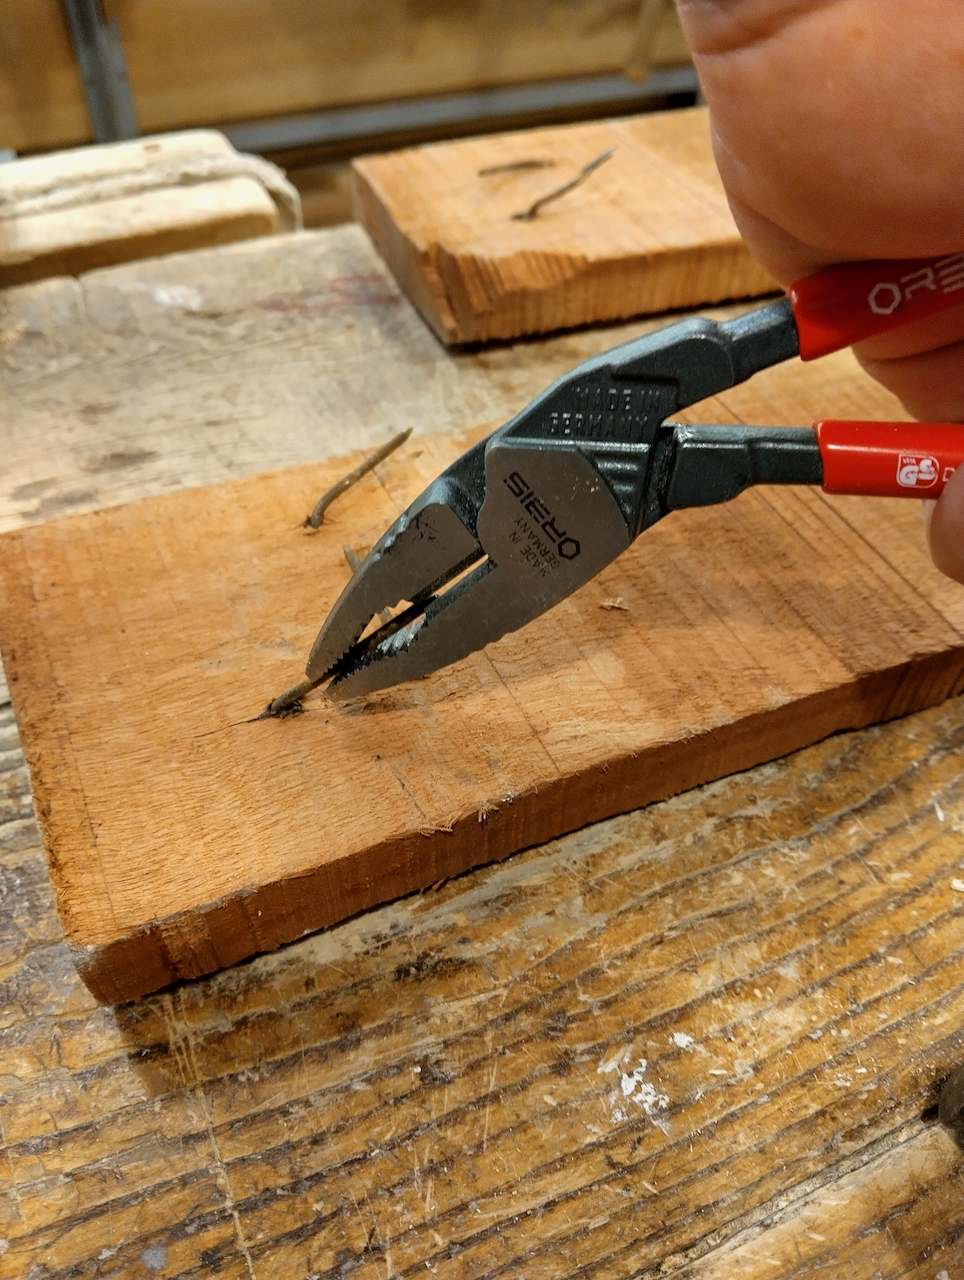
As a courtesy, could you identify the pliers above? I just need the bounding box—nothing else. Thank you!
[306,252,964,702]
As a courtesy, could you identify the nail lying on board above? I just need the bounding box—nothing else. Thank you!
[303,428,412,530]
[511,148,615,222]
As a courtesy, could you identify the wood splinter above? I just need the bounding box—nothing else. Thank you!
[511,148,614,222]
[303,428,412,530]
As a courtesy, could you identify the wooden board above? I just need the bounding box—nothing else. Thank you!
[0,0,689,152]
[4,346,964,1003]
[1,225,963,1278]
[0,131,300,288]
[353,108,778,343]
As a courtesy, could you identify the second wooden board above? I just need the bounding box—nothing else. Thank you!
[3,348,964,1004]
[353,108,777,343]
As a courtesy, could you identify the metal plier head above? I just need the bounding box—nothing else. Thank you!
[306,299,804,700]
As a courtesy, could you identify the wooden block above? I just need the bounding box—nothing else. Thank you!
[353,108,778,343]
[0,131,299,288]
[2,347,964,1004]
[0,177,279,287]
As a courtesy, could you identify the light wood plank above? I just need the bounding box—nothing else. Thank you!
[0,176,278,287]
[353,108,777,342]
[0,226,736,536]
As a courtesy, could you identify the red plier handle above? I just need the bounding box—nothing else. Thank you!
[667,420,964,509]
[782,254,964,497]
[815,420,964,499]
[791,252,964,360]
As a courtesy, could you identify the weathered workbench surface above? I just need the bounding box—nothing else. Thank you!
[2,226,963,1278]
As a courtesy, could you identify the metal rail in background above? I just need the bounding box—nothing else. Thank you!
[222,67,700,156]
[59,0,139,142]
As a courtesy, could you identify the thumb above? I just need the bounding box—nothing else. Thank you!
[925,463,964,584]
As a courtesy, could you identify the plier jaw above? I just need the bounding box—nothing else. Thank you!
[308,437,632,700]
[305,253,964,701]
[305,443,487,686]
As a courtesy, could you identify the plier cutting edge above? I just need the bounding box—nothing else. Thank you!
[304,252,964,703]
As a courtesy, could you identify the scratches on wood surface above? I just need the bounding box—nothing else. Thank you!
[1,690,963,1277]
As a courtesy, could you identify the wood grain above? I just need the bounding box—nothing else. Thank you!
[353,108,778,343]
[2,679,963,1277]
[0,0,690,152]
[0,224,962,1276]
[4,345,964,1003]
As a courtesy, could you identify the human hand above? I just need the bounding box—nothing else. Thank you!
[674,0,964,579]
